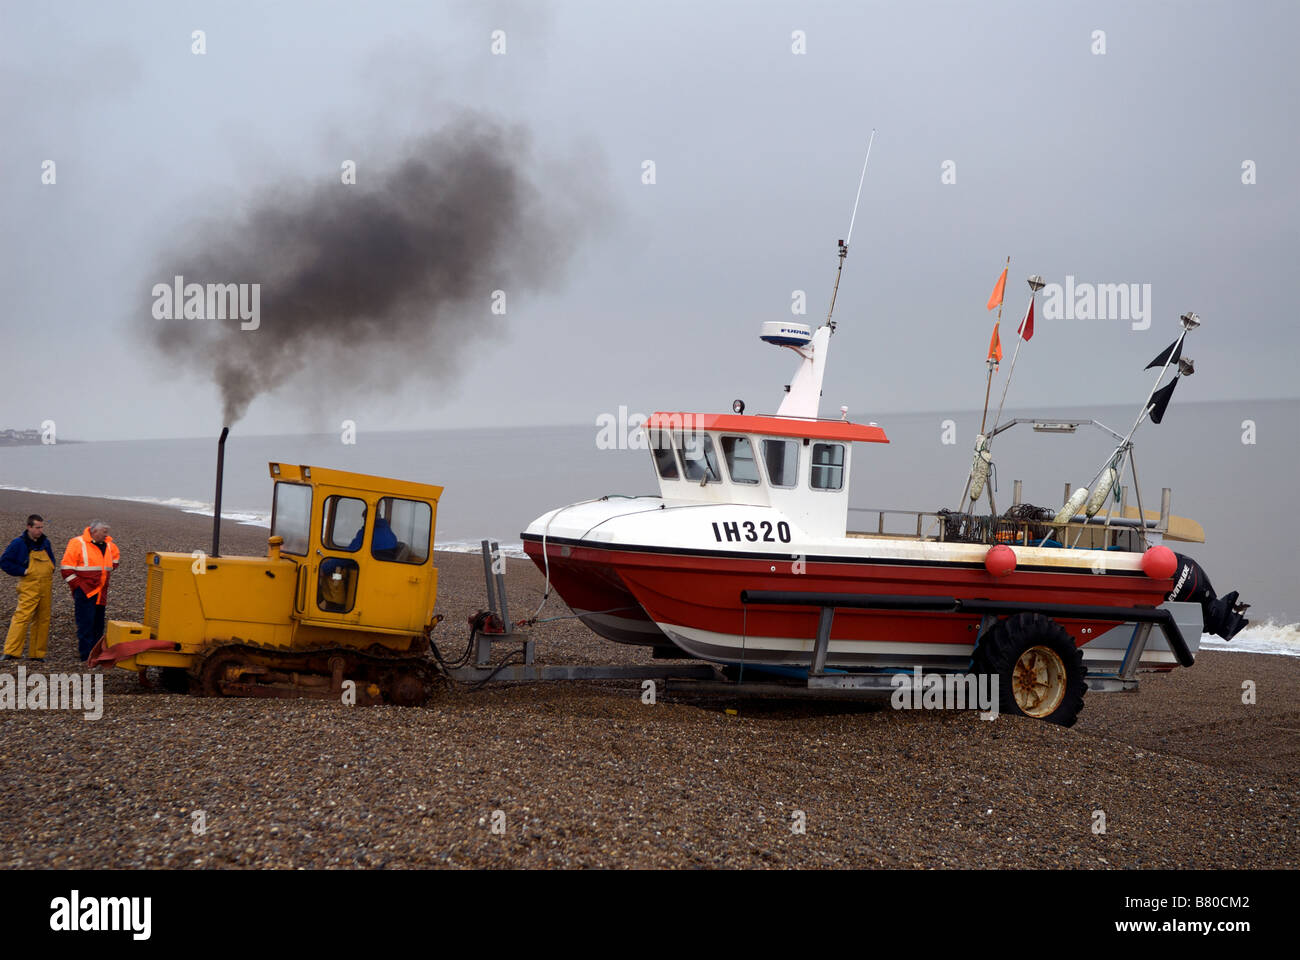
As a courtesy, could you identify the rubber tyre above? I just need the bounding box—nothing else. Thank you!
[972,612,1087,727]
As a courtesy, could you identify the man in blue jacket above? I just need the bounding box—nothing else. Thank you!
[2,515,57,661]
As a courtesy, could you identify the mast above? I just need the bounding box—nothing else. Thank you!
[824,129,876,331]
[776,130,876,419]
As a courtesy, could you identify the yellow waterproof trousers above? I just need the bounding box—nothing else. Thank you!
[4,551,54,658]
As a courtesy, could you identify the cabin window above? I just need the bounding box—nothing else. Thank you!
[720,436,760,484]
[322,496,368,552]
[648,428,680,480]
[317,558,360,614]
[762,439,798,488]
[270,482,312,556]
[373,497,432,564]
[677,432,721,483]
[811,442,845,490]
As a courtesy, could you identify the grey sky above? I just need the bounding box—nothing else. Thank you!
[2,0,1297,440]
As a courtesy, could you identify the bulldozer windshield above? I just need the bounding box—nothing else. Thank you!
[271,482,312,555]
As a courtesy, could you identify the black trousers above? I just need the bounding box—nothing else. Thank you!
[72,588,106,661]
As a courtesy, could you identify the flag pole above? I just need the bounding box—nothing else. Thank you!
[1080,314,1199,495]
[978,255,1010,435]
[990,275,1045,434]
[959,256,1010,516]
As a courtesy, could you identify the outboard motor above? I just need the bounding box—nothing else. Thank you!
[1169,553,1250,640]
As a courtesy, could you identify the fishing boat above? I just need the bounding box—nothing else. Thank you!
[522,154,1247,725]
[523,315,1242,685]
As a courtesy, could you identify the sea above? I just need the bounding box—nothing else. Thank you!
[3,397,1296,656]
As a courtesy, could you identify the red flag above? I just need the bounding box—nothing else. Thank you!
[987,321,1002,364]
[986,267,1007,311]
[1018,297,1034,341]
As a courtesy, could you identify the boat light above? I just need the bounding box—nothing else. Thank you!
[1027,274,1045,292]
[733,399,745,414]
[1177,357,1195,376]
[1032,421,1079,433]
[1180,311,1201,330]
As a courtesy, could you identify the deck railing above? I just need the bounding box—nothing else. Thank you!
[847,507,1163,549]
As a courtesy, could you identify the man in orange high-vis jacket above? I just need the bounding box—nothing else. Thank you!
[61,520,121,662]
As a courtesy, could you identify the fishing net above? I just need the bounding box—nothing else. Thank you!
[937,504,1055,545]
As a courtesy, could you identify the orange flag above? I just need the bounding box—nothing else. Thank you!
[987,321,1002,364]
[986,267,1007,311]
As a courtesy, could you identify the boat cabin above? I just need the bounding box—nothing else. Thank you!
[642,411,888,538]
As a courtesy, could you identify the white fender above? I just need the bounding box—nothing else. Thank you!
[1053,487,1089,525]
[968,435,992,501]
[1086,467,1117,517]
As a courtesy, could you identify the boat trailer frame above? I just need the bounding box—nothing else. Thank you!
[441,541,719,686]
[448,543,1191,702]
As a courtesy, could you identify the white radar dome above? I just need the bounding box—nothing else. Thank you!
[759,321,814,347]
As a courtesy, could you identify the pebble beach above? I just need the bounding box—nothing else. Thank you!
[0,490,1295,869]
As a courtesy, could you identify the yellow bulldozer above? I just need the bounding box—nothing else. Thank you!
[97,452,443,706]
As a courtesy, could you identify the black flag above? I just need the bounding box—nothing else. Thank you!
[1145,337,1183,370]
[1148,377,1179,424]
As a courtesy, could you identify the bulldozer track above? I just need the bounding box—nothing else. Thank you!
[193,640,437,706]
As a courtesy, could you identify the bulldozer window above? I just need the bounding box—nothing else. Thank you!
[374,497,431,564]
[317,557,359,613]
[271,482,312,556]
[322,495,367,551]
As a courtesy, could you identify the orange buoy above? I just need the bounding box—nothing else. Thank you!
[1142,545,1178,579]
[985,544,1016,577]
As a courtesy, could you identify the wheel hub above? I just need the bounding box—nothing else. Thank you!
[1011,645,1067,717]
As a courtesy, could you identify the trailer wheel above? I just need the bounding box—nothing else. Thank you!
[973,613,1086,726]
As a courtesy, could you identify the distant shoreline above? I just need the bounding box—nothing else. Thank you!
[0,439,82,447]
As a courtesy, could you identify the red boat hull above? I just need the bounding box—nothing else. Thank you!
[523,535,1174,668]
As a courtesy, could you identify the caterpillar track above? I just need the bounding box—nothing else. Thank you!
[182,641,437,707]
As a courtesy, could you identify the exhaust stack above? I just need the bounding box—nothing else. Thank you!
[212,426,229,558]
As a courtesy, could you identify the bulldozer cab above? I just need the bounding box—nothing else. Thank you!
[268,463,442,635]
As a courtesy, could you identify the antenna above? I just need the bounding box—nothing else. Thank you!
[824,129,876,328]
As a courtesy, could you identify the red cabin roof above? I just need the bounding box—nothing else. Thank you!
[646,411,889,444]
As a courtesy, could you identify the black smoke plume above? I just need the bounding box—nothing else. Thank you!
[147,117,592,425]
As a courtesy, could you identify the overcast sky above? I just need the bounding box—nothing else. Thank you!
[3,0,1297,440]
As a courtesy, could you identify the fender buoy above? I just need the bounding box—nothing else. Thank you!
[1052,487,1089,525]
[985,544,1016,577]
[969,435,992,501]
[1141,545,1177,579]
[1086,467,1117,517]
